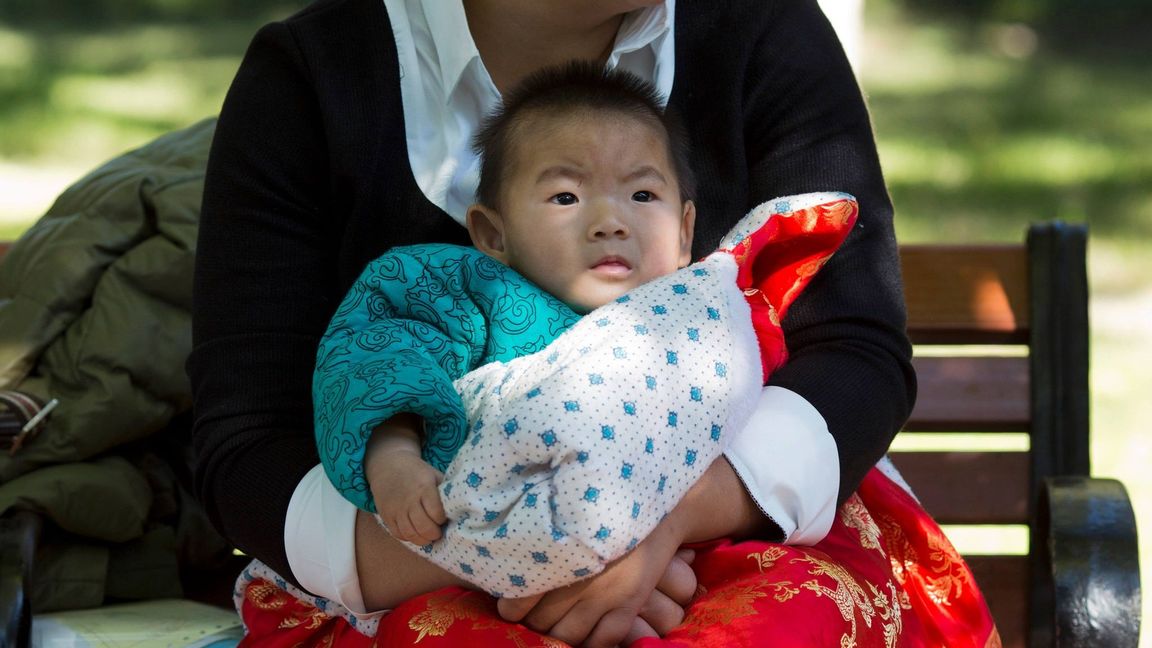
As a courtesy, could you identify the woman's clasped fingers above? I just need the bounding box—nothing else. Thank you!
[636,589,686,637]
[655,549,697,608]
[621,617,660,647]
[518,587,585,636]
[549,601,637,648]
[497,592,545,624]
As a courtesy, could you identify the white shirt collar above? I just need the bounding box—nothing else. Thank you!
[608,1,674,68]
[385,0,677,224]
[421,1,480,102]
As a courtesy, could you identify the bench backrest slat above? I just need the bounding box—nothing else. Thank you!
[889,450,1029,524]
[907,356,1029,431]
[967,555,1029,639]
[902,244,1030,344]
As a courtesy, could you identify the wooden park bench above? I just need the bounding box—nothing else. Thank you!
[892,221,1139,647]
[0,221,1141,647]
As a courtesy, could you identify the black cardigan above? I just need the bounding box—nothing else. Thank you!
[190,0,916,583]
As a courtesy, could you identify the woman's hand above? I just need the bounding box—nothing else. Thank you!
[620,548,698,644]
[497,521,693,648]
[497,457,770,646]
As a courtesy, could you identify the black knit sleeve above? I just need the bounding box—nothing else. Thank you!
[189,17,339,582]
[740,0,917,503]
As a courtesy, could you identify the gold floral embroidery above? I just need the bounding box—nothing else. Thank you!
[877,513,973,606]
[680,582,768,634]
[794,554,905,648]
[748,545,789,572]
[747,548,801,601]
[785,205,821,232]
[278,606,328,631]
[778,254,831,307]
[247,580,292,611]
[869,579,910,648]
[746,548,909,646]
[733,239,750,268]
[408,604,454,643]
[409,592,533,643]
[840,495,884,554]
[876,515,914,587]
[923,531,975,605]
[795,554,876,646]
[742,289,783,327]
[796,255,831,281]
[408,592,484,642]
[819,199,857,228]
[766,581,802,603]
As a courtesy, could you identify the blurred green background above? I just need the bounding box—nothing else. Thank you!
[1,0,1149,641]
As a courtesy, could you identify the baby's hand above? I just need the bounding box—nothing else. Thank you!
[372,449,447,546]
[365,415,448,546]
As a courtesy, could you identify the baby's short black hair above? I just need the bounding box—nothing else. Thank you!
[473,60,695,209]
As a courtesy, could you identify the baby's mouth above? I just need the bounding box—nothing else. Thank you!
[591,256,633,276]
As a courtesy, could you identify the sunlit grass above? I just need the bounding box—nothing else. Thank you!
[0,220,33,240]
[0,26,34,69]
[0,18,258,224]
[0,20,255,163]
[51,59,236,123]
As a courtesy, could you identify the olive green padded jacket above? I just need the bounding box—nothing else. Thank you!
[0,118,230,611]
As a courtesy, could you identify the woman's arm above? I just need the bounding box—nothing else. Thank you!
[190,18,341,582]
[737,0,916,504]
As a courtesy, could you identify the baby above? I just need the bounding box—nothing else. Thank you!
[314,62,857,596]
[373,62,696,542]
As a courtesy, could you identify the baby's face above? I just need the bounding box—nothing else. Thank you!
[477,112,694,313]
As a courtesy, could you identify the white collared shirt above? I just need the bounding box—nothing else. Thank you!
[285,0,840,614]
[389,0,677,223]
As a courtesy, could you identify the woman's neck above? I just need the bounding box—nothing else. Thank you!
[463,0,628,94]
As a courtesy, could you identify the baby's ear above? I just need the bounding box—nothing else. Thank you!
[678,200,697,267]
[467,204,509,263]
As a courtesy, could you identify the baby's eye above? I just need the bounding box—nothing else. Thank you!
[550,193,578,205]
[632,190,654,203]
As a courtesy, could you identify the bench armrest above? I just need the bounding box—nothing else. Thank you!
[1036,476,1141,647]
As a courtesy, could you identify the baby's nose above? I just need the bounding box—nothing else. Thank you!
[589,208,630,239]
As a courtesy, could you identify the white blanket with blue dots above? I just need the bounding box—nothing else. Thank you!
[420,252,762,597]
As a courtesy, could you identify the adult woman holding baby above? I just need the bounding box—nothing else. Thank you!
[191,1,996,645]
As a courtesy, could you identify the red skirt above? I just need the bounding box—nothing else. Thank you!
[238,468,1000,647]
